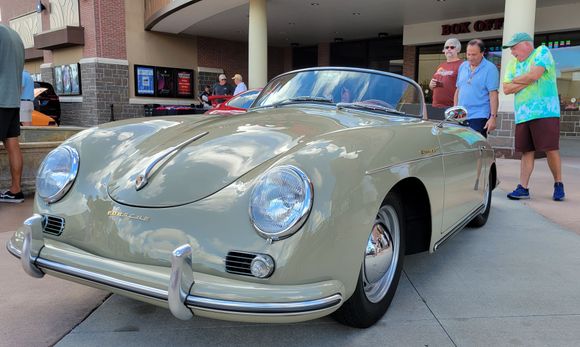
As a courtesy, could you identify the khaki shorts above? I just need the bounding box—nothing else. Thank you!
[515,117,560,153]
[20,100,33,122]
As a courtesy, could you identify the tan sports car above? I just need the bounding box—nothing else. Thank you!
[8,67,496,328]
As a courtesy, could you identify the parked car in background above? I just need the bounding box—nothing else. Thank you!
[8,67,496,329]
[31,110,58,126]
[205,88,262,116]
[34,82,61,125]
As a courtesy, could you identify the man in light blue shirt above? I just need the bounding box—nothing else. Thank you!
[20,70,35,126]
[454,39,499,137]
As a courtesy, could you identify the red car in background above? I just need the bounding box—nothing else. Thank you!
[205,88,262,116]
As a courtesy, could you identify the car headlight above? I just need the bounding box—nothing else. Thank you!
[249,165,313,240]
[36,145,79,204]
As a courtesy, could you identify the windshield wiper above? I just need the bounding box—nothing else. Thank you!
[336,102,406,115]
[267,96,334,108]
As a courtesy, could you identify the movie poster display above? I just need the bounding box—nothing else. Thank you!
[53,64,81,95]
[156,67,175,97]
[135,65,155,96]
[175,69,194,98]
[134,65,196,99]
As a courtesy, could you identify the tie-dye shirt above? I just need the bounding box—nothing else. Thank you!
[503,45,560,124]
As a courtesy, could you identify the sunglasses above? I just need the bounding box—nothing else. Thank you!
[444,46,456,50]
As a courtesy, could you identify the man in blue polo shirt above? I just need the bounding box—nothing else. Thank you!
[454,39,499,137]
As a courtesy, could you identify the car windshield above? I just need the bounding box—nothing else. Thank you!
[252,69,423,118]
[228,89,261,109]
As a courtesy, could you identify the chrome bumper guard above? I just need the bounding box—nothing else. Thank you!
[8,214,342,320]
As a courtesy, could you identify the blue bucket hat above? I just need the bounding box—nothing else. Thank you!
[502,32,533,49]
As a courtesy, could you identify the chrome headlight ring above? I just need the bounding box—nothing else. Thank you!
[36,145,80,204]
[249,165,313,241]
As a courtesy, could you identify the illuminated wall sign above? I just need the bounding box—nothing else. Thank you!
[441,18,504,36]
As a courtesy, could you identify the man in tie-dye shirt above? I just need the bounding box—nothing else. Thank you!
[502,32,564,201]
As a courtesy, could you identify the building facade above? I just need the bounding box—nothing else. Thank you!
[1,0,579,157]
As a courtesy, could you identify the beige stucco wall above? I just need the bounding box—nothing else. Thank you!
[125,0,198,101]
[51,46,84,65]
[24,59,43,74]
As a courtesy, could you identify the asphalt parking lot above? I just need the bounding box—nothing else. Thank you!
[2,146,579,346]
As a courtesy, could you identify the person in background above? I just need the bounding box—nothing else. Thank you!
[502,32,565,201]
[212,74,233,104]
[232,74,248,95]
[454,39,499,138]
[429,38,463,110]
[0,24,25,203]
[20,69,34,126]
[199,85,212,109]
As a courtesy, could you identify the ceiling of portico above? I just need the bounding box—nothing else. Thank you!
[148,0,579,46]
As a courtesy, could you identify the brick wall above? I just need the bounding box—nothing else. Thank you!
[197,36,286,87]
[561,111,580,137]
[43,61,140,126]
[402,45,417,80]
[0,0,36,26]
[80,0,127,59]
[198,70,222,93]
[197,36,248,84]
[488,112,516,158]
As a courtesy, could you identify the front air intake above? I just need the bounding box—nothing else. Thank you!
[225,251,256,276]
[42,215,65,236]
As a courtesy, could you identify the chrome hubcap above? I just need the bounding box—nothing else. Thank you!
[363,205,400,303]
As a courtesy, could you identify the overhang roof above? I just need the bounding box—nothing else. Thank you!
[147,0,577,46]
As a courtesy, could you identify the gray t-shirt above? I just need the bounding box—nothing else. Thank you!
[0,25,25,108]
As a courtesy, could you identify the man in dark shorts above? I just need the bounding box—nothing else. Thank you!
[503,32,565,201]
[0,24,25,203]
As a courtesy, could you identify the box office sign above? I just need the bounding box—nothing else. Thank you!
[134,65,194,98]
[441,18,504,36]
[54,63,81,95]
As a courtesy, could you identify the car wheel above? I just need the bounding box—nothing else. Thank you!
[333,194,406,328]
[468,172,492,228]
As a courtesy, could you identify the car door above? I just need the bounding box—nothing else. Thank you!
[435,122,487,234]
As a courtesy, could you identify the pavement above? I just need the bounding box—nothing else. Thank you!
[1,137,579,346]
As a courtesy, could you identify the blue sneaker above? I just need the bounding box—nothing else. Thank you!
[553,182,565,201]
[507,184,530,200]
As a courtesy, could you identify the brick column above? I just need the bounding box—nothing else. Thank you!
[402,45,417,80]
[318,43,330,66]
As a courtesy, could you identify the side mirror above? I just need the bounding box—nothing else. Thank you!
[437,106,468,128]
[444,106,467,121]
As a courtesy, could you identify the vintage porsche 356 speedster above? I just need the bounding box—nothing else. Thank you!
[8,67,496,328]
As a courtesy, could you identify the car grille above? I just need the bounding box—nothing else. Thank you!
[225,251,257,276]
[42,215,65,236]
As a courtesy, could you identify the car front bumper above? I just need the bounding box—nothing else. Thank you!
[7,214,344,323]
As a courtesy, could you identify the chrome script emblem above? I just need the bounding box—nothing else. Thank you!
[107,209,151,222]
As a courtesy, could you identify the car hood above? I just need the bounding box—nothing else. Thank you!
[106,107,362,207]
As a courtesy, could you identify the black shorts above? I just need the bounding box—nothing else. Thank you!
[0,108,21,140]
[466,118,488,138]
[515,117,560,153]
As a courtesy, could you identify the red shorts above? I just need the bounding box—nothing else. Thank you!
[515,117,560,153]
